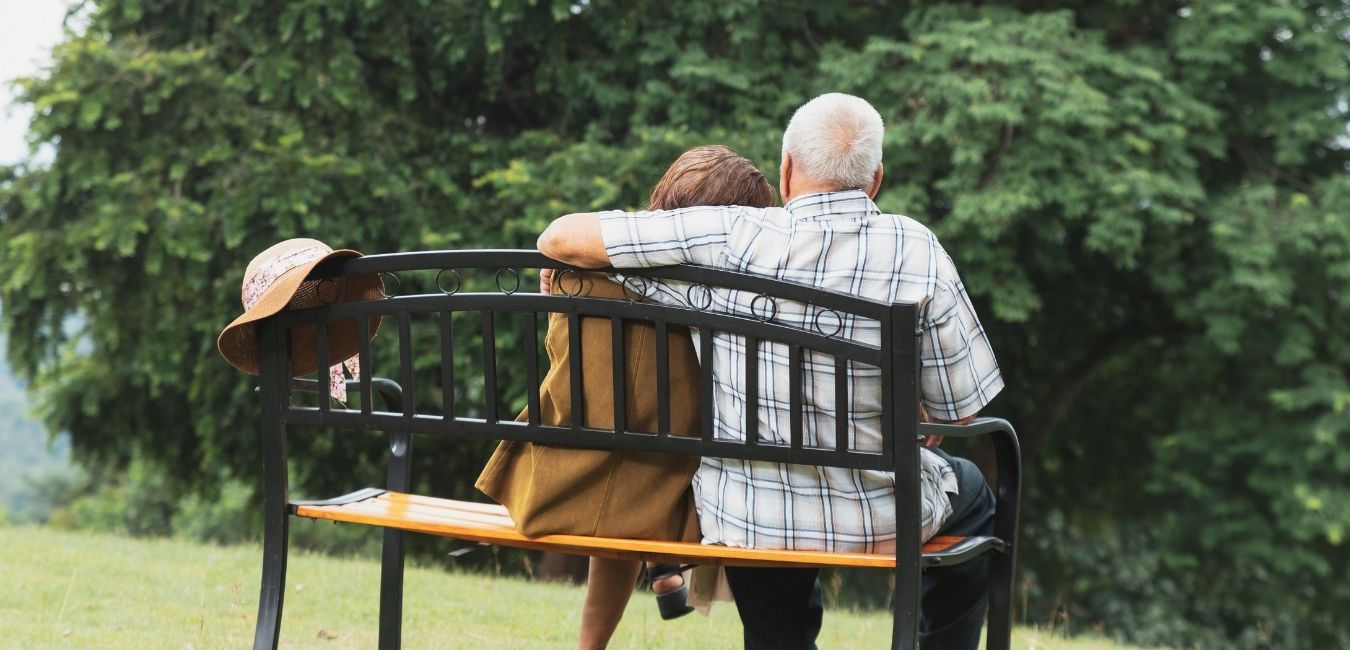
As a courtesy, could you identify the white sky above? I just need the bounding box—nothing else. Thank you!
[0,1,72,165]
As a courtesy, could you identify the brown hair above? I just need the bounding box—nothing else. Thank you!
[648,145,776,210]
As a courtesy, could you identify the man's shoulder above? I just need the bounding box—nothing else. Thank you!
[727,204,794,225]
[871,210,940,240]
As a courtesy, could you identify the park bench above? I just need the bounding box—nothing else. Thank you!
[249,249,1021,650]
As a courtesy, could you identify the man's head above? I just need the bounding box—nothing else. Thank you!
[779,93,884,202]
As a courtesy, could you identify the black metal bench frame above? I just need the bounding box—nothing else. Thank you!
[249,249,1021,649]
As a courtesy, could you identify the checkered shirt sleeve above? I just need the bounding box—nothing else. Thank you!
[920,256,1006,422]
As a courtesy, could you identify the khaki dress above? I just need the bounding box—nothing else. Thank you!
[475,271,703,543]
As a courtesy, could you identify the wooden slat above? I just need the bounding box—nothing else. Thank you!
[294,492,967,570]
[922,536,965,554]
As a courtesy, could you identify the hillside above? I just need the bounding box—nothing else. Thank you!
[0,331,72,518]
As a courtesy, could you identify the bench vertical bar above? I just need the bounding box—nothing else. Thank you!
[253,319,290,650]
[655,321,671,437]
[440,311,455,419]
[379,314,414,650]
[611,317,627,434]
[359,318,373,415]
[699,329,714,441]
[788,346,803,449]
[567,313,585,427]
[482,309,498,422]
[315,323,330,413]
[524,312,541,426]
[744,335,759,445]
[834,357,849,452]
[886,303,921,649]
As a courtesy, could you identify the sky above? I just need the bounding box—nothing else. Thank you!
[0,2,75,466]
[0,0,72,165]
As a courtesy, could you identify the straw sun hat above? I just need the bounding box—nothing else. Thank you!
[217,238,383,401]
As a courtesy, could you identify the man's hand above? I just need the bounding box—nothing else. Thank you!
[537,212,610,268]
[918,404,943,448]
[917,404,976,448]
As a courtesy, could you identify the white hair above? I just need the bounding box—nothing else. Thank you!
[781,93,884,190]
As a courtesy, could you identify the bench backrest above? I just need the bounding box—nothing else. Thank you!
[256,249,923,474]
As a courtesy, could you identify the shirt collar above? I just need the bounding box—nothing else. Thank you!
[783,189,880,219]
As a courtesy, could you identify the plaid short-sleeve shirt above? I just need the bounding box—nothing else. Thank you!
[599,190,1004,552]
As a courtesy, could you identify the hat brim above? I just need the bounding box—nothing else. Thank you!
[217,249,383,376]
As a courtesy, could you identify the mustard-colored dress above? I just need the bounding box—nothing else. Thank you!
[475,271,703,543]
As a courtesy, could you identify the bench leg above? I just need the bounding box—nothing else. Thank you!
[984,550,1014,650]
[252,503,290,650]
[892,560,922,649]
[379,429,412,649]
[378,527,406,649]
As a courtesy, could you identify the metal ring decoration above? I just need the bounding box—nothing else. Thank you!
[555,268,583,297]
[621,274,649,302]
[813,307,844,338]
[436,268,462,295]
[495,267,521,295]
[316,278,340,305]
[378,272,400,299]
[685,282,714,311]
[749,293,778,322]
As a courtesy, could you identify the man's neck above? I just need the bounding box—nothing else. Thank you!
[782,179,853,204]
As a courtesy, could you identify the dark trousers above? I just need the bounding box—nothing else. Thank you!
[724,453,996,650]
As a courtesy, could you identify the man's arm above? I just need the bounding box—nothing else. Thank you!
[537,212,610,268]
[916,249,1003,444]
[918,404,976,448]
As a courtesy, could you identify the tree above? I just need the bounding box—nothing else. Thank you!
[2,1,1347,646]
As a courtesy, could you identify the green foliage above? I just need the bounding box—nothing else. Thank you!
[52,460,176,536]
[1,1,1348,647]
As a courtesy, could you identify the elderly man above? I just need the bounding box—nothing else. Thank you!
[538,93,1003,650]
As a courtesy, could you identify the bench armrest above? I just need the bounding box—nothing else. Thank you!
[284,377,406,413]
[918,417,1021,557]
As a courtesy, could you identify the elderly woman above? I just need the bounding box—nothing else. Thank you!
[476,145,775,649]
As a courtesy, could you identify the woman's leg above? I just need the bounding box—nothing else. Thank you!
[646,562,686,593]
[578,557,643,650]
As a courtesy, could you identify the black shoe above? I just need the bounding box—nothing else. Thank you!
[646,563,695,620]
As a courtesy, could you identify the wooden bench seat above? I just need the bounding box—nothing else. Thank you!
[293,488,1006,570]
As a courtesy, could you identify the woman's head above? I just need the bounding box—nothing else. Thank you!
[648,145,776,211]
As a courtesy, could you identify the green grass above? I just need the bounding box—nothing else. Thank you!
[0,524,1154,649]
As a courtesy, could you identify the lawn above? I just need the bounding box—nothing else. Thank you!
[0,524,1154,649]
